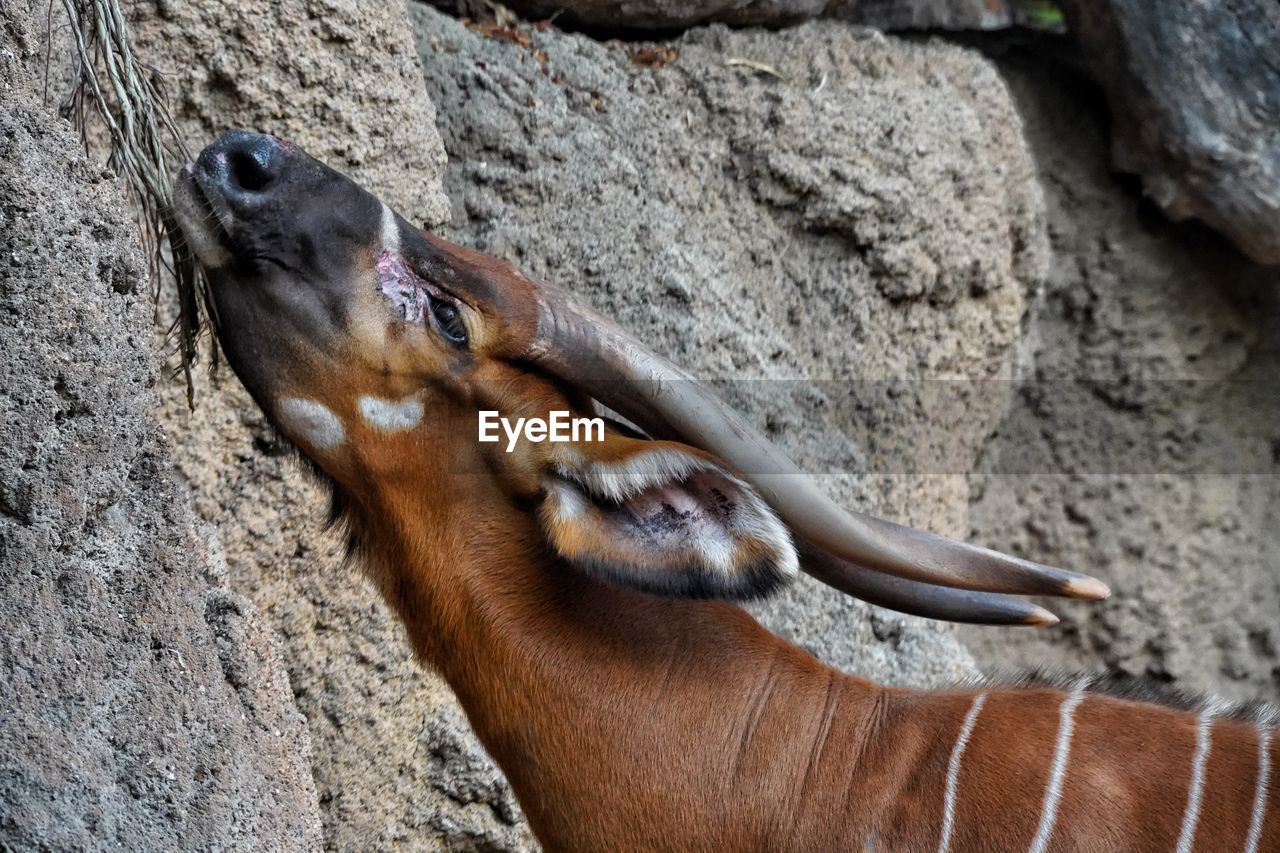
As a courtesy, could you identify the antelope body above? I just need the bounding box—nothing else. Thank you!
[173,131,1279,852]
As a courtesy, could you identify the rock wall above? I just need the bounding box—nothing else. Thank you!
[960,46,1280,703]
[127,0,451,226]
[455,0,1280,264]
[440,0,1042,32]
[0,5,322,850]
[1060,0,1280,264]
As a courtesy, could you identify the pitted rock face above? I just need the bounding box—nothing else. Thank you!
[474,0,1028,31]
[1,5,323,848]
[126,0,450,228]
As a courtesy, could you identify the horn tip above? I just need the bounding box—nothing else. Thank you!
[1024,605,1060,627]
[1064,575,1111,601]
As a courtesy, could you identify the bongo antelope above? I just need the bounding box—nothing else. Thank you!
[174,131,1279,852]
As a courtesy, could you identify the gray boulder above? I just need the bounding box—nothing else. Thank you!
[841,0,1028,30]
[447,0,1280,264]
[127,0,451,226]
[1061,0,1280,264]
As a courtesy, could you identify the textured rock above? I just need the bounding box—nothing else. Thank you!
[841,0,1024,30]
[412,11,1048,684]
[1060,0,1280,264]
[452,0,824,29]
[960,48,1280,703]
[441,0,1043,31]
[127,0,450,226]
[0,5,322,850]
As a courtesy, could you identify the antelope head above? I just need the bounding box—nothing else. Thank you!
[173,131,1108,625]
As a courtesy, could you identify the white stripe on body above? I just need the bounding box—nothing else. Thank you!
[1245,727,1273,853]
[1028,680,1088,853]
[937,693,987,853]
[1174,707,1217,853]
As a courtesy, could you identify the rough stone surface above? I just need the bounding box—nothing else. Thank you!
[446,0,824,29]
[0,6,323,850]
[127,0,450,227]
[1060,0,1280,264]
[413,8,1049,688]
[840,0,1027,30]
[960,48,1280,703]
[442,0,1040,32]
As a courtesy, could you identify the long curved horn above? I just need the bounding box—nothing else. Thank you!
[797,541,1059,626]
[521,279,1109,602]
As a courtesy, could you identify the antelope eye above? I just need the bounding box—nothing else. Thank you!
[430,298,468,345]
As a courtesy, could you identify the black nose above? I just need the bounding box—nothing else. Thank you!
[197,130,284,205]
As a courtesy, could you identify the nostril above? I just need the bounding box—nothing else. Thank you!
[197,131,287,205]
[226,148,273,193]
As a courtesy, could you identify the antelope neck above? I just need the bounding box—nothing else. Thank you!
[363,478,887,847]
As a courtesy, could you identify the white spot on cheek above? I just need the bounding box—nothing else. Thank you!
[380,202,400,255]
[359,395,423,432]
[277,398,346,450]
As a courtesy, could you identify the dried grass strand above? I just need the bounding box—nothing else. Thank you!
[56,0,213,407]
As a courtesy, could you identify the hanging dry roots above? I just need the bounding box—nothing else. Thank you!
[57,0,212,405]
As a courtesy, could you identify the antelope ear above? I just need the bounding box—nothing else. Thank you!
[538,436,798,600]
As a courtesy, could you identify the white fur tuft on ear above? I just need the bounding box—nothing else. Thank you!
[539,444,798,601]
[552,446,709,504]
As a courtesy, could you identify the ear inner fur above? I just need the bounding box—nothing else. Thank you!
[538,440,798,600]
